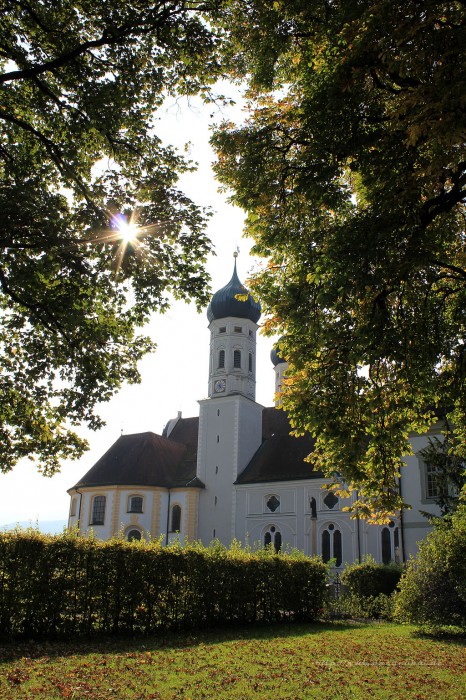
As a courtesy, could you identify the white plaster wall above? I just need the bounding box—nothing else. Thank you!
[157,490,190,544]
[197,393,262,545]
[243,515,297,550]
[75,489,115,540]
[113,489,154,539]
[236,479,422,566]
[235,398,264,481]
[208,317,259,400]
[70,488,195,544]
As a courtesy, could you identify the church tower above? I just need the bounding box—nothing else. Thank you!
[196,256,264,545]
[206,253,261,401]
[271,338,288,406]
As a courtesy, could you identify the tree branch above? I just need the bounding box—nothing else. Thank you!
[0,265,72,342]
[11,0,64,35]
[420,163,466,227]
[428,259,466,280]
[0,109,101,213]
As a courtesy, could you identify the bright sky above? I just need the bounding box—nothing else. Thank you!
[0,87,277,527]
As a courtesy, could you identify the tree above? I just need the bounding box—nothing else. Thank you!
[0,1,224,474]
[395,503,466,630]
[212,0,466,518]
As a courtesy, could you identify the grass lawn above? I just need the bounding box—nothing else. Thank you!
[0,622,464,699]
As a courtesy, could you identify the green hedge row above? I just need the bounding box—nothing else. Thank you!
[0,530,328,639]
[340,557,403,597]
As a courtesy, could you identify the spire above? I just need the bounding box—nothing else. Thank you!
[206,256,261,323]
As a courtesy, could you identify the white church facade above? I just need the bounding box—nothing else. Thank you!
[68,261,441,567]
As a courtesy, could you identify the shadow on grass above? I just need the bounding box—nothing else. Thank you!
[10,619,462,662]
[0,619,375,662]
[411,626,466,646]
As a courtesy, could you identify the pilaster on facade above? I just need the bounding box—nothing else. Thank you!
[150,490,162,539]
[186,490,199,541]
[110,487,122,537]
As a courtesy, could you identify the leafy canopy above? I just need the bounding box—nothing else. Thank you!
[213,0,466,518]
[0,1,224,474]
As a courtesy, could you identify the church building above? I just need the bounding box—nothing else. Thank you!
[68,260,441,568]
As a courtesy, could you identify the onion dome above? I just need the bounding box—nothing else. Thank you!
[207,259,261,323]
[271,338,287,366]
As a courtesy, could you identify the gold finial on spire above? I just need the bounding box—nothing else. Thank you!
[233,247,239,259]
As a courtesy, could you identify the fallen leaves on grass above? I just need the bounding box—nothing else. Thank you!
[0,624,464,700]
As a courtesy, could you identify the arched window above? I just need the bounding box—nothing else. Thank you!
[170,504,181,532]
[322,530,331,562]
[264,526,282,553]
[333,529,342,567]
[381,527,391,565]
[91,495,106,525]
[218,349,225,369]
[381,521,400,564]
[127,529,142,542]
[234,350,241,368]
[321,524,342,567]
[128,495,143,513]
[248,352,253,372]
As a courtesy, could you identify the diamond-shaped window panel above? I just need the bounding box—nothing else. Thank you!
[323,492,339,509]
[267,496,280,512]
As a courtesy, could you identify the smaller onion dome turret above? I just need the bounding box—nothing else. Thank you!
[207,258,261,323]
[271,338,287,366]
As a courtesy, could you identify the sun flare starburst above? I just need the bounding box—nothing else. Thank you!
[111,213,139,245]
[81,210,164,275]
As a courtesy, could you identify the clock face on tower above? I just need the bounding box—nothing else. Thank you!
[214,379,226,393]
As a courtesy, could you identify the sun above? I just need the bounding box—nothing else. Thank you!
[119,221,138,244]
[112,213,139,245]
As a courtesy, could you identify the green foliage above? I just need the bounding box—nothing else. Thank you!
[0,1,226,473]
[212,0,466,518]
[395,505,466,630]
[324,557,402,621]
[341,557,404,598]
[329,592,396,622]
[0,530,328,639]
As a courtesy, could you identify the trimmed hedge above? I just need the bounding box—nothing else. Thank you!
[340,557,403,598]
[328,592,396,621]
[0,530,328,639]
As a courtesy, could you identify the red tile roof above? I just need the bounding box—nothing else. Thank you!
[71,409,320,490]
[71,431,202,489]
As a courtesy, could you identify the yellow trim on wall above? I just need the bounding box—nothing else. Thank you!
[110,488,121,536]
[186,490,199,541]
[150,490,162,539]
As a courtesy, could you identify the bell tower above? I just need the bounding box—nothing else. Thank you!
[206,253,261,401]
[271,338,288,406]
[196,255,264,545]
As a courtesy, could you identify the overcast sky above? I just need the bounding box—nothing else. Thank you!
[0,88,278,527]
